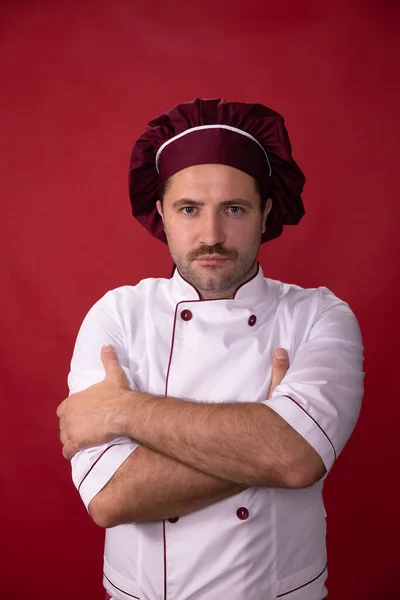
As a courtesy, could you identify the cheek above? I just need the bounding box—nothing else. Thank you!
[164,220,194,251]
[227,218,261,242]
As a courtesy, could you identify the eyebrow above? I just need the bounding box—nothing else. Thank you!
[171,198,255,209]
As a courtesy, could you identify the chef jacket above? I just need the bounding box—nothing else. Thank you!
[68,264,364,600]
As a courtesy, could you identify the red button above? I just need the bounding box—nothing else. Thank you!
[248,315,257,326]
[236,507,249,520]
[181,309,193,321]
[167,517,179,523]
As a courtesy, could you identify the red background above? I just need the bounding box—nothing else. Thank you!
[2,1,399,598]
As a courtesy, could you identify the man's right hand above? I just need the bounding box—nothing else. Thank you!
[267,349,289,399]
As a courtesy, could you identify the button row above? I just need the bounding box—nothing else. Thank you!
[180,310,257,326]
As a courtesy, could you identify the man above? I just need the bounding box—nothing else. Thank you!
[57,98,364,600]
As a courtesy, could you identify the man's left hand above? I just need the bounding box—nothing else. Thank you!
[57,345,133,460]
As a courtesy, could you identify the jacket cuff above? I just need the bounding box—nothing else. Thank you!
[263,394,336,474]
[72,439,139,509]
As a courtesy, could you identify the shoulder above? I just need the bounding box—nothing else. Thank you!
[265,277,361,338]
[99,275,169,305]
[265,276,352,311]
[81,276,170,324]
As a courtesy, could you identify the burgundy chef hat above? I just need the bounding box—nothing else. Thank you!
[128,98,306,243]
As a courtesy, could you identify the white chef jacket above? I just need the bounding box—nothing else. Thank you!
[68,264,364,600]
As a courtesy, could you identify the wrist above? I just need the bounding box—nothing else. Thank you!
[109,389,134,437]
[113,390,152,438]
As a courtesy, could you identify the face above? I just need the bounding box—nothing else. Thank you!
[156,164,272,299]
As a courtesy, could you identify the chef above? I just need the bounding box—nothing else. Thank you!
[57,98,364,600]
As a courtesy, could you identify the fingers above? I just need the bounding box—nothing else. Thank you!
[56,399,67,418]
[267,348,289,400]
[59,428,68,446]
[62,440,75,460]
[101,344,131,388]
[101,344,124,380]
[58,412,70,458]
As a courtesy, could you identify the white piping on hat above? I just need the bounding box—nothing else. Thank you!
[155,124,272,176]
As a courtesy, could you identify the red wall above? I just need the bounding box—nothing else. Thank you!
[2,1,399,598]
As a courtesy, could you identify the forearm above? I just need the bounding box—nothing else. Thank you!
[89,445,245,528]
[120,394,324,488]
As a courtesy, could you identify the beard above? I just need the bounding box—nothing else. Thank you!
[169,241,260,294]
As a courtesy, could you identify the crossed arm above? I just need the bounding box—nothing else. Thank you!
[90,446,246,527]
[89,351,296,527]
[58,347,326,528]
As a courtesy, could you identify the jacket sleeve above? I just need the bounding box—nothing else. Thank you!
[67,290,140,510]
[263,287,365,476]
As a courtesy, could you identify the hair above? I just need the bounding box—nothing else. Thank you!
[159,176,268,212]
[253,179,269,213]
[158,179,172,208]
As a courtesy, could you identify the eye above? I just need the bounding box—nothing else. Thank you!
[180,206,197,215]
[227,206,244,215]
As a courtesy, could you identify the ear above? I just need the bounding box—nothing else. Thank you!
[262,199,273,234]
[156,200,164,222]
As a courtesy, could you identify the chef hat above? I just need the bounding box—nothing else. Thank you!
[128,98,306,243]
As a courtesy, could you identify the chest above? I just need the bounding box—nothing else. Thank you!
[127,297,309,402]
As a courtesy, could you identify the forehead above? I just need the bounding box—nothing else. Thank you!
[165,164,258,199]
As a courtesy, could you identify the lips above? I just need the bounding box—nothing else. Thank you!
[195,256,229,261]
[195,257,230,267]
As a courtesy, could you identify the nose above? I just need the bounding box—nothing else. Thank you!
[198,212,226,247]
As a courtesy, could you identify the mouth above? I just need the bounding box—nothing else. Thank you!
[196,254,229,260]
[195,255,230,264]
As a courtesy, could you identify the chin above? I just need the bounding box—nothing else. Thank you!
[197,273,236,292]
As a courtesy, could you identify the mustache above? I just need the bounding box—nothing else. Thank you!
[188,244,238,260]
